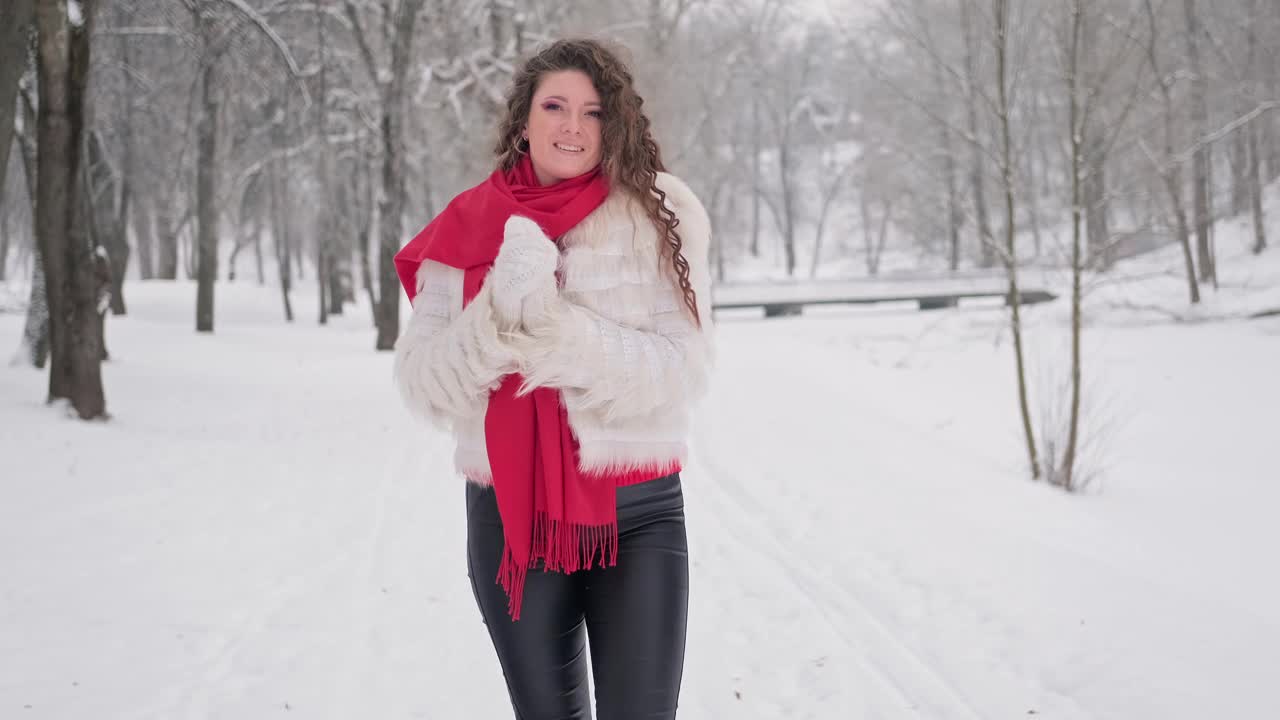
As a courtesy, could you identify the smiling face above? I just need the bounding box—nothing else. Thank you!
[523,70,604,186]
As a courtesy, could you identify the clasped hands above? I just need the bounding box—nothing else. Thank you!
[488,215,566,363]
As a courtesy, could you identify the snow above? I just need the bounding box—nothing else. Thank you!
[2,222,1279,718]
[0,283,25,315]
[67,0,84,29]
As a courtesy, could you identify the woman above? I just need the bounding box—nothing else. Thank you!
[392,38,714,720]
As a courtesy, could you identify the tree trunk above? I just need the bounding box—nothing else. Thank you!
[1085,143,1112,270]
[943,131,961,272]
[1230,129,1249,216]
[17,76,38,221]
[328,262,344,314]
[228,232,249,281]
[860,187,874,276]
[21,246,50,367]
[1166,171,1199,302]
[36,0,105,418]
[254,213,265,284]
[1268,45,1280,184]
[778,142,796,277]
[293,221,304,281]
[156,200,178,279]
[110,6,134,314]
[0,210,8,281]
[809,162,848,279]
[1063,0,1084,491]
[995,0,1040,481]
[183,222,196,279]
[963,0,995,269]
[374,0,424,351]
[357,153,376,326]
[271,108,294,323]
[15,83,45,363]
[274,172,294,323]
[870,199,892,276]
[1183,0,1216,285]
[134,201,154,280]
[1025,148,1044,259]
[969,101,994,268]
[18,103,47,367]
[36,0,75,400]
[750,93,761,258]
[316,3,333,323]
[0,0,35,202]
[1023,88,1046,259]
[195,50,218,333]
[1145,0,1199,303]
[314,184,326,321]
[1246,0,1267,254]
[375,107,401,348]
[111,172,131,317]
[932,53,961,272]
[1249,121,1267,254]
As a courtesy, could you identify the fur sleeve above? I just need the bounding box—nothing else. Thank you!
[515,173,716,423]
[392,260,518,430]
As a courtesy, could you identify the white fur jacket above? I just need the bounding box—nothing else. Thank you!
[393,172,715,485]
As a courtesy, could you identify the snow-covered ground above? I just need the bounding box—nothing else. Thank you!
[2,216,1278,718]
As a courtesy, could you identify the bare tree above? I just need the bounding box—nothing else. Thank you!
[758,47,808,277]
[311,2,344,322]
[1,1,36,205]
[270,97,294,323]
[192,3,220,333]
[993,0,1040,480]
[865,0,1010,273]
[2,16,36,287]
[36,0,106,418]
[1059,0,1087,491]
[934,52,963,272]
[344,0,424,350]
[1141,0,1200,303]
[810,149,856,278]
[1182,0,1216,286]
[858,185,892,277]
[185,0,306,333]
[14,72,49,368]
[962,0,997,269]
[1243,0,1268,255]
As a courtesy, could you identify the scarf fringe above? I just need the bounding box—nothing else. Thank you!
[496,511,619,622]
[496,541,529,622]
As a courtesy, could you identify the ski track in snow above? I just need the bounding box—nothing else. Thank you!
[690,434,982,719]
[334,445,396,717]
[686,319,1098,719]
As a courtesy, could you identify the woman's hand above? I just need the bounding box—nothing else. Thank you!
[489,216,560,332]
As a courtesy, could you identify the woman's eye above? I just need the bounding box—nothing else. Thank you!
[543,102,561,111]
[587,110,603,119]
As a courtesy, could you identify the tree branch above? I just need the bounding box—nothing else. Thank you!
[343,0,382,89]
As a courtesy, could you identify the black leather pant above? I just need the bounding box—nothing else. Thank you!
[466,472,689,720]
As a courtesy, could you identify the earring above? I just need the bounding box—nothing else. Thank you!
[515,136,529,155]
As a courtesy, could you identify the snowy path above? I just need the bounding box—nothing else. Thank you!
[3,280,1278,719]
[683,306,1280,719]
[679,312,1086,720]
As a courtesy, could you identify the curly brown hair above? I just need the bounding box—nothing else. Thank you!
[494,38,701,328]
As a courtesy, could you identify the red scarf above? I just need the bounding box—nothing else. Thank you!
[394,156,614,620]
